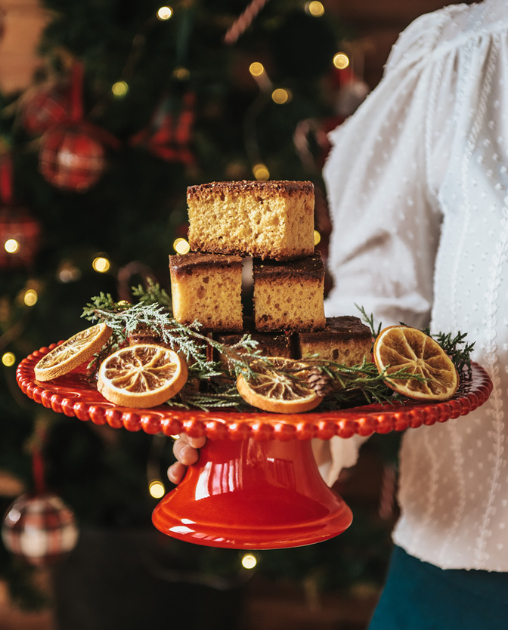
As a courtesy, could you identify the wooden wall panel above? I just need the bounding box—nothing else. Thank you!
[0,0,49,94]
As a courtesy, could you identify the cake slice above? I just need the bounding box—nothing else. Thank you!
[253,252,326,332]
[216,317,293,370]
[187,180,315,261]
[169,252,243,332]
[298,316,372,366]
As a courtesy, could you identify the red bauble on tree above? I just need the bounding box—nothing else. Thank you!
[39,123,106,192]
[21,81,72,137]
[37,60,118,192]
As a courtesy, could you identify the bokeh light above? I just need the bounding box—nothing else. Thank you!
[157,6,173,20]
[253,163,270,181]
[249,62,265,77]
[93,256,111,273]
[271,88,292,105]
[314,230,321,246]
[23,289,38,307]
[333,52,350,70]
[112,81,129,97]
[4,238,19,254]
[2,352,15,367]
[306,1,325,17]
[241,554,257,569]
[149,480,165,499]
[173,238,191,255]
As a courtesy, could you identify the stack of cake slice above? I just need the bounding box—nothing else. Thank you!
[169,180,372,373]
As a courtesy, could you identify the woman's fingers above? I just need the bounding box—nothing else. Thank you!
[168,434,207,484]
[167,461,187,485]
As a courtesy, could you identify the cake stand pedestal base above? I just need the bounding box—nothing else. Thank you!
[152,437,353,549]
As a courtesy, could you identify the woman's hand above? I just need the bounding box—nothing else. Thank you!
[167,434,206,484]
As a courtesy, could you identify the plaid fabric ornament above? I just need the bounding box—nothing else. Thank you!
[130,91,195,164]
[2,492,79,566]
[21,82,72,136]
[39,123,106,192]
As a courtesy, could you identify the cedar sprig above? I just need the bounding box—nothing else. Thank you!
[427,330,475,374]
[355,304,381,338]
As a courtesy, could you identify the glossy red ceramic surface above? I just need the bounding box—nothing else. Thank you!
[16,345,493,549]
[152,438,353,549]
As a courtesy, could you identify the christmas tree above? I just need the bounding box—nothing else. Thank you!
[0,0,397,625]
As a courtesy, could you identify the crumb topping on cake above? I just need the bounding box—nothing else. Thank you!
[188,180,313,200]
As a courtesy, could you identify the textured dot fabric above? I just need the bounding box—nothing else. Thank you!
[323,0,508,571]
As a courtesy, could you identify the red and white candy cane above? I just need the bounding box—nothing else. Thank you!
[224,0,270,45]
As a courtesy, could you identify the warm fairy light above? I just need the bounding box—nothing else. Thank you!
[249,62,265,77]
[173,238,191,255]
[93,256,111,273]
[112,81,129,97]
[314,230,321,246]
[149,480,165,499]
[272,88,291,105]
[253,163,269,181]
[173,67,190,80]
[23,289,38,307]
[4,238,19,254]
[333,52,350,70]
[58,261,81,283]
[2,352,15,367]
[157,6,173,20]
[241,554,257,569]
[306,1,325,17]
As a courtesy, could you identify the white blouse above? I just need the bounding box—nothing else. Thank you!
[323,0,508,571]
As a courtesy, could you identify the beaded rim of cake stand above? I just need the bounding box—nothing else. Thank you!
[17,344,493,442]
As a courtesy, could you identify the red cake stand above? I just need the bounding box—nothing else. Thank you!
[17,345,493,550]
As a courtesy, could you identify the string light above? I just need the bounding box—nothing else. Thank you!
[112,81,129,97]
[2,352,15,367]
[173,238,190,255]
[149,480,165,499]
[173,67,190,80]
[305,1,325,17]
[4,238,19,254]
[23,289,38,307]
[271,88,291,105]
[333,52,350,70]
[241,554,257,569]
[253,163,269,181]
[93,256,111,273]
[157,6,173,20]
[314,230,321,246]
[249,62,265,77]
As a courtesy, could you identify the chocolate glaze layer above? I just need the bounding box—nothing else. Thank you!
[299,316,371,342]
[253,251,323,281]
[188,180,313,199]
[169,252,242,277]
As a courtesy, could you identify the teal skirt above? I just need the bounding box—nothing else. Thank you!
[369,546,508,630]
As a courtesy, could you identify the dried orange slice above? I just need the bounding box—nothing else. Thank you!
[34,323,112,381]
[98,344,188,408]
[236,357,323,413]
[373,325,459,401]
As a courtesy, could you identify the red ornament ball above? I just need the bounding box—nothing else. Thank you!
[39,124,106,192]
[2,493,79,567]
[21,84,72,136]
[0,205,41,269]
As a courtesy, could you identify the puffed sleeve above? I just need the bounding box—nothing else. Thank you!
[320,13,448,486]
[323,14,445,329]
